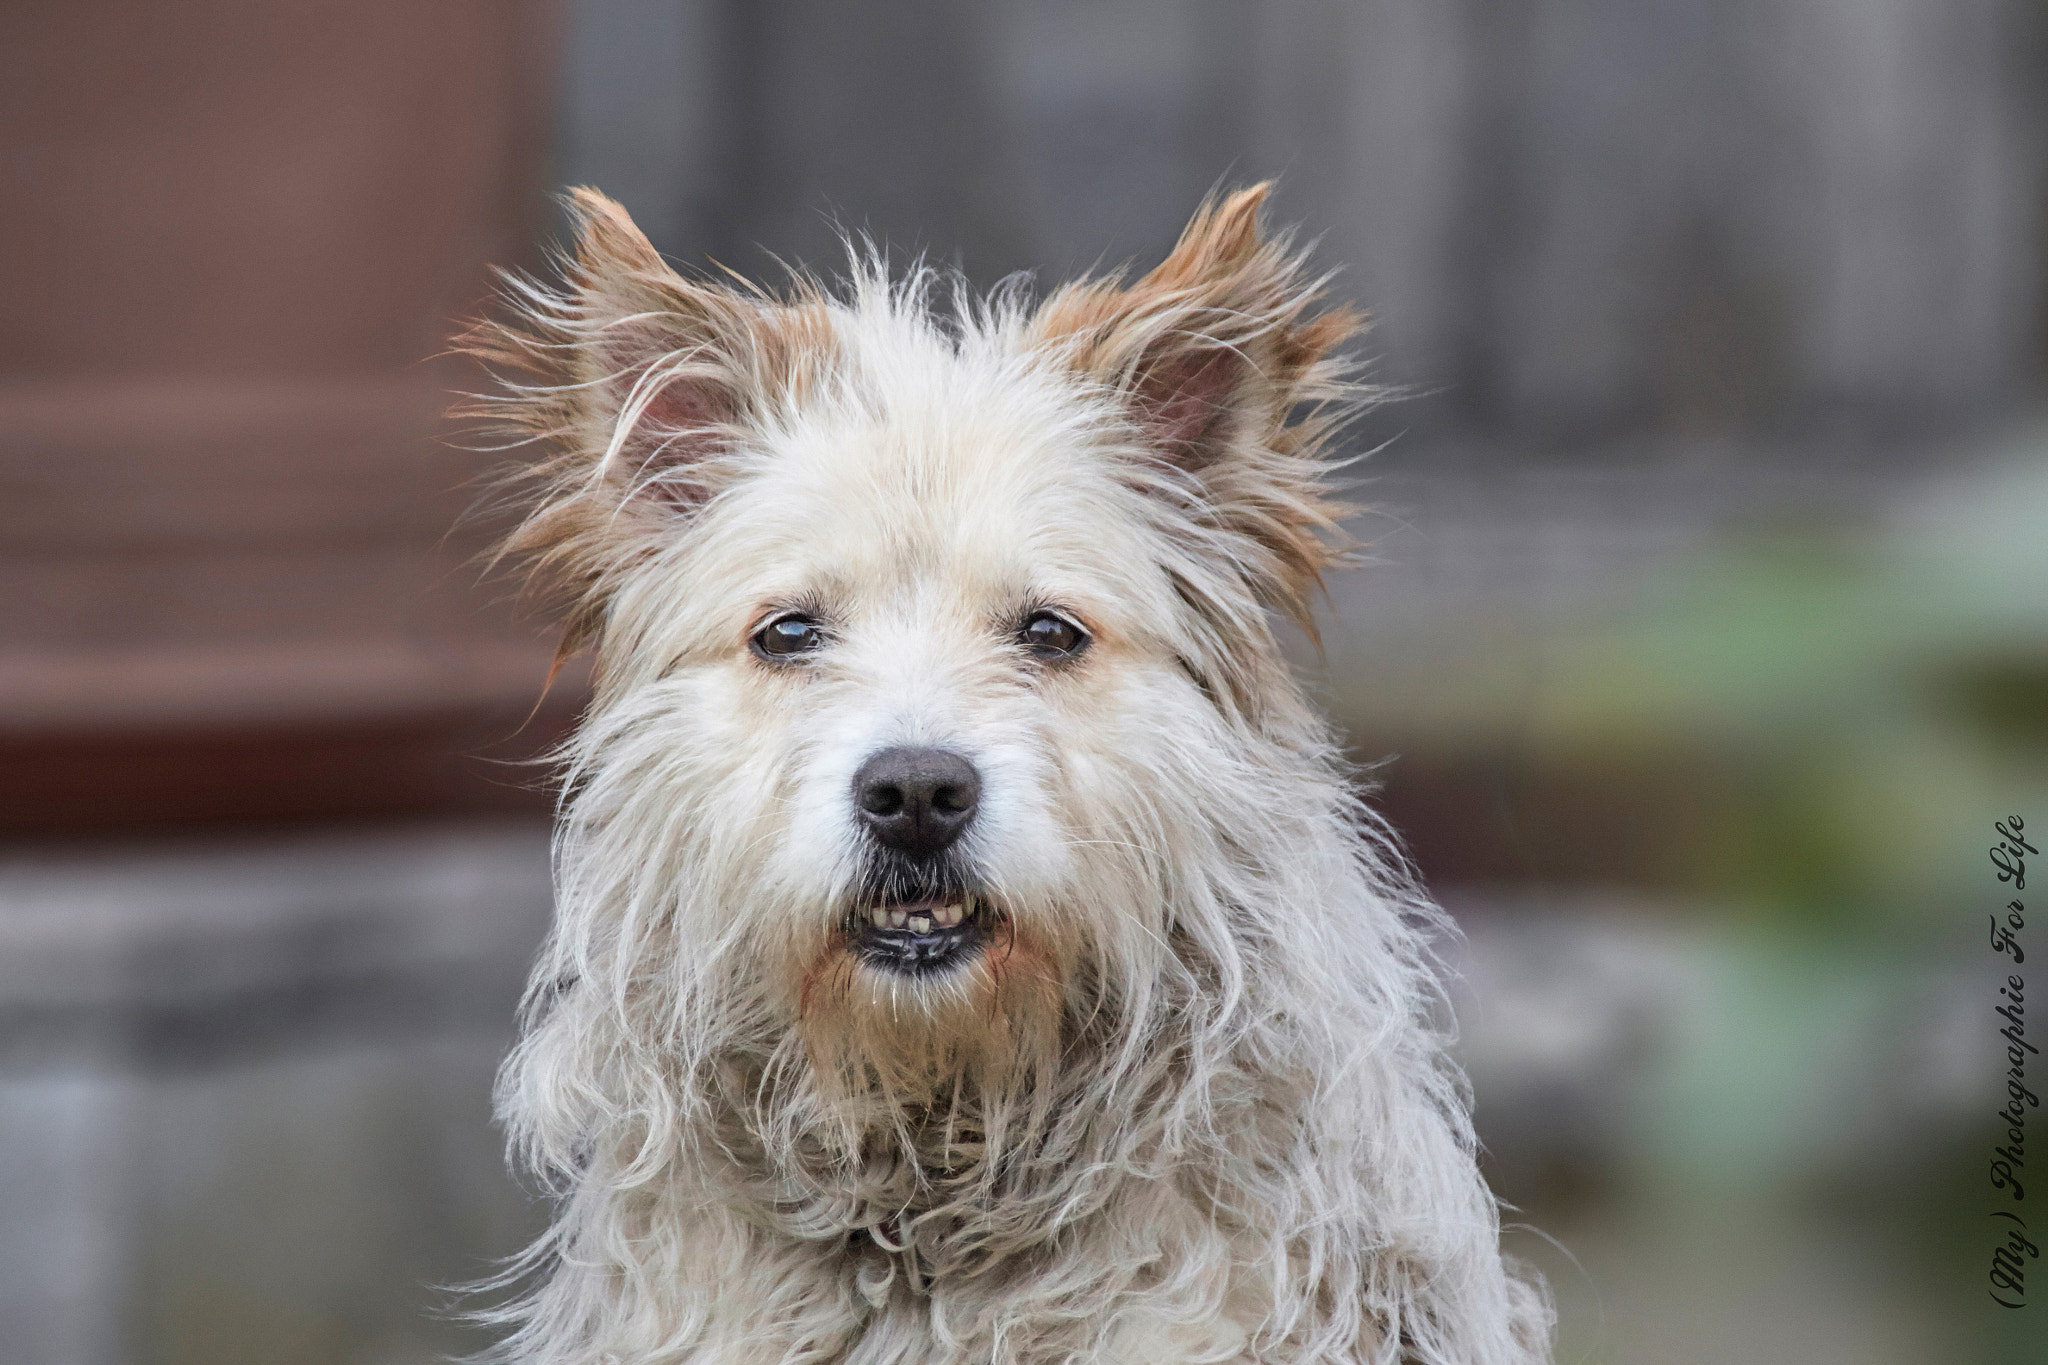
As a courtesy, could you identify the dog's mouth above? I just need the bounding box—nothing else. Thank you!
[848,893,992,975]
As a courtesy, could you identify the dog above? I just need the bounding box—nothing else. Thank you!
[461,184,1551,1364]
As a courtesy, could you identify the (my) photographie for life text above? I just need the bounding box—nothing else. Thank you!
[1989,816,2037,1310]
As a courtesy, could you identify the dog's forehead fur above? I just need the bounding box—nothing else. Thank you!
[694,336,1168,636]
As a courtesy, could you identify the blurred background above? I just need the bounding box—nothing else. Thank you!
[2,2,2043,1361]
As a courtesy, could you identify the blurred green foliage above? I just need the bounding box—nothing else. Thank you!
[1329,447,2048,928]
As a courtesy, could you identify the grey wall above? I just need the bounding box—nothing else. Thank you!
[0,825,552,1365]
[559,0,2042,445]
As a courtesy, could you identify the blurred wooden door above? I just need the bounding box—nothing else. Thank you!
[0,0,574,833]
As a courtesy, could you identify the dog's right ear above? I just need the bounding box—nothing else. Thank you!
[1028,185,1360,636]
[456,189,826,644]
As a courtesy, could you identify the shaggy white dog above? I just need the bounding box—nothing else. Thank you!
[462,185,1551,1364]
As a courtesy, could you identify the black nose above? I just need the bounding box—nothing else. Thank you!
[852,747,981,859]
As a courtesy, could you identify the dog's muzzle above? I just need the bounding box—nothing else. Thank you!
[847,746,992,974]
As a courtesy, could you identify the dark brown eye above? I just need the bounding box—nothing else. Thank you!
[1020,610,1087,660]
[753,613,827,660]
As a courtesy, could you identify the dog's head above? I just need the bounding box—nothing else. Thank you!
[467,186,1359,1107]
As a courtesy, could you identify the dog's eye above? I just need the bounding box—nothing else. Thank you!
[753,613,827,660]
[1019,610,1088,660]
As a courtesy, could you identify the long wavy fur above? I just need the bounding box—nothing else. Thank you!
[457,185,1552,1364]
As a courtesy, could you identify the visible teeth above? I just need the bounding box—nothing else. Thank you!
[861,900,981,934]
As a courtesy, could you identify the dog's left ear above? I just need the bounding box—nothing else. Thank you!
[1030,184,1361,622]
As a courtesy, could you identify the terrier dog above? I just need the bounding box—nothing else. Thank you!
[463,185,1551,1364]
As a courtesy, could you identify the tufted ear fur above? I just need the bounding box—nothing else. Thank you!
[456,189,830,651]
[1029,184,1363,627]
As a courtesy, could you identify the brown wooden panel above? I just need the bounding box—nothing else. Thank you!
[0,380,465,552]
[0,0,565,833]
[0,701,575,837]
[0,0,557,379]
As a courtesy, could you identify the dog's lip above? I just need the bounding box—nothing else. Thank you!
[866,894,960,912]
